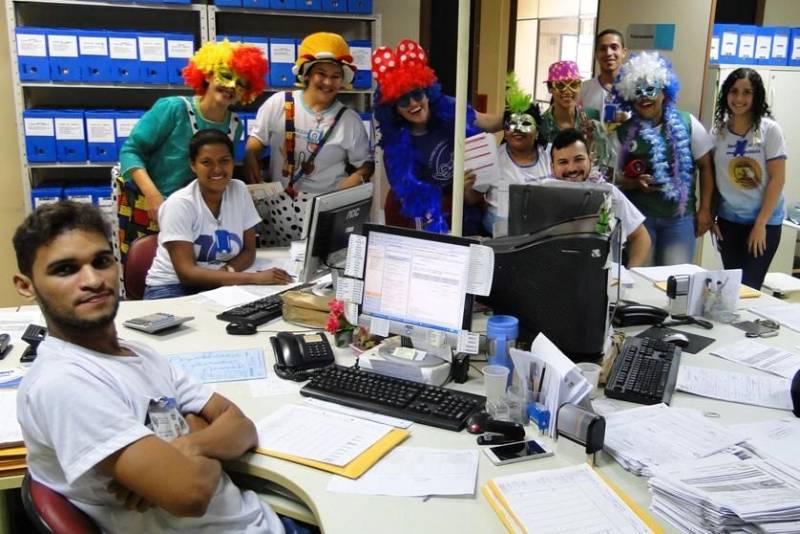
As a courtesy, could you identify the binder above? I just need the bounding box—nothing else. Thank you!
[114,110,145,152]
[138,32,168,84]
[242,36,270,86]
[716,24,740,64]
[47,28,81,82]
[31,187,62,209]
[54,109,87,162]
[709,24,721,64]
[108,31,140,83]
[755,27,773,65]
[270,0,296,9]
[737,25,757,65]
[15,27,50,81]
[64,186,95,204]
[347,0,372,13]
[241,0,270,8]
[213,0,242,6]
[23,109,57,162]
[295,0,321,10]
[78,30,111,83]
[165,32,194,85]
[771,27,791,66]
[85,110,118,162]
[269,37,296,87]
[791,28,800,67]
[322,0,347,12]
[349,39,371,89]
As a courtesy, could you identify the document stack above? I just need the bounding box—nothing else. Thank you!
[602,404,744,476]
[0,391,26,478]
[648,451,800,533]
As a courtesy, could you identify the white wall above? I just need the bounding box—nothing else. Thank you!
[762,0,800,26]
[597,0,714,117]
[372,0,420,47]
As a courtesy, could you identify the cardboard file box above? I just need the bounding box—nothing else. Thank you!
[54,109,87,162]
[242,0,270,8]
[78,30,111,83]
[270,0,296,9]
[214,0,243,6]
[755,27,773,65]
[295,0,321,10]
[349,40,371,89]
[347,0,371,13]
[165,33,194,84]
[64,186,95,204]
[16,27,50,81]
[108,31,140,83]
[737,25,758,65]
[322,0,347,12]
[23,109,57,163]
[48,28,81,81]
[31,187,63,209]
[85,110,118,162]
[269,37,296,87]
[716,24,740,64]
[115,110,145,152]
[788,28,800,67]
[769,27,791,66]
[138,32,168,84]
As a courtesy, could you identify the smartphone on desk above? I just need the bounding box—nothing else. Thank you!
[484,439,553,466]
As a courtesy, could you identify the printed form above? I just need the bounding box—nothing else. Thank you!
[676,366,793,410]
[711,339,800,378]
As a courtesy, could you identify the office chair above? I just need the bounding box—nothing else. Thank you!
[21,474,101,534]
[123,233,159,300]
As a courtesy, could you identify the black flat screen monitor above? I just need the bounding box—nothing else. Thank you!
[508,181,611,236]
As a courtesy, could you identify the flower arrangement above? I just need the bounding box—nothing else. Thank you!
[325,299,380,350]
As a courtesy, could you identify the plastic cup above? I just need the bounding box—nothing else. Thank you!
[483,365,510,402]
[577,362,602,399]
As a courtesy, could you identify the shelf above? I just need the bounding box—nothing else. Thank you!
[29,162,116,169]
[13,0,205,11]
[21,82,194,91]
[210,6,377,21]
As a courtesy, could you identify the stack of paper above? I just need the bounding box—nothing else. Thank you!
[168,348,267,383]
[255,404,408,479]
[483,463,660,533]
[631,263,706,283]
[676,366,793,410]
[731,419,800,473]
[750,302,800,333]
[649,452,800,533]
[0,391,26,477]
[603,404,745,476]
[509,333,592,437]
[710,339,800,379]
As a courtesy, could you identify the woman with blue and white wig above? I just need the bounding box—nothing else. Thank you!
[611,52,714,266]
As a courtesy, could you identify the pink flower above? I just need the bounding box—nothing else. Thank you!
[325,316,340,334]
[329,299,345,316]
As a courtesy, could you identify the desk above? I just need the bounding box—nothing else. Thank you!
[1,268,798,533]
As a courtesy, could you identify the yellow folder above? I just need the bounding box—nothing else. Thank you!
[654,280,761,299]
[0,446,25,458]
[256,428,409,479]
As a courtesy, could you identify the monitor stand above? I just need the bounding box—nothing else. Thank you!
[357,335,453,386]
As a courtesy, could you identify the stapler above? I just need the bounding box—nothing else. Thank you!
[466,412,526,445]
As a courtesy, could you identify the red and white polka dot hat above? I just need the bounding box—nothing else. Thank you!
[371,39,437,104]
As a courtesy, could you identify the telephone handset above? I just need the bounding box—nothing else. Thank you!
[271,331,335,381]
[612,303,668,327]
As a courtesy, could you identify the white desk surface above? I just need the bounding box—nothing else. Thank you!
[2,264,798,534]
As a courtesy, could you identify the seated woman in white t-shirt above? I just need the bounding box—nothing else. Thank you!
[144,129,293,300]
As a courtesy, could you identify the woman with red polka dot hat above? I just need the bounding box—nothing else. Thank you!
[372,39,501,234]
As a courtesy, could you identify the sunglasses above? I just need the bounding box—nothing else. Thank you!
[550,80,581,94]
[396,88,426,108]
[634,84,662,100]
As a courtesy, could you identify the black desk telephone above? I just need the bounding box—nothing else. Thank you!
[271,331,335,381]
[612,303,668,327]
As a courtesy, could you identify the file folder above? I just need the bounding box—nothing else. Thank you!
[31,187,62,209]
[54,109,87,162]
[737,25,757,65]
[716,24,740,64]
[295,0,321,10]
[16,27,50,81]
[93,186,114,220]
[349,39,371,89]
[78,30,111,83]
[791,28,800,67]
[165,32,194,84]
[243,36,270,86]
[115,110,145,152]
[85,110,118,162]
[242,0,270,8]
[269,37,296,87]
[322,0,347,12]
[709,24,721,64]
[347,0,372,13]
[64,186,95,204]
[771,27,791,66]
[23,109,57,162]
[270,0,296,9]
[108,31,140,83]
[214,0,243,6]
[138,32,168,84]
[755,27,773,65]
[48,28,81,82]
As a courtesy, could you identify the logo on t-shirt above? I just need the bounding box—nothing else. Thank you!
[194,230,242,262]
[427,139,453,184]
[726,140,762,190]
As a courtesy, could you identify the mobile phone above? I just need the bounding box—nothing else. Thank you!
[483,439,553,466]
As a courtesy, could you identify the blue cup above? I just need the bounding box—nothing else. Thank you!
[486,315,518,383]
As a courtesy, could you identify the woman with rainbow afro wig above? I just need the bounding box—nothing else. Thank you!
[372,39,502,234]
[611,51,714,266]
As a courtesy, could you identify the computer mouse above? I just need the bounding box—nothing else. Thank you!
[662,332,690,348]
[226,322,257,336]
[466,412,491,434]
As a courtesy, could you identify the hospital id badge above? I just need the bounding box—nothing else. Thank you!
[146,396,189,442]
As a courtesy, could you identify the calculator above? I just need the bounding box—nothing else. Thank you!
[123,313,193,334]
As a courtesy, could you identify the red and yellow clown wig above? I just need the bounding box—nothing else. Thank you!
[181,40,268,105]
[371,39,436,104]
[292,32,356,87]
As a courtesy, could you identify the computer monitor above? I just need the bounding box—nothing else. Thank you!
[507,181,611,236]
[300,183,374,283]
[359,224,475,356]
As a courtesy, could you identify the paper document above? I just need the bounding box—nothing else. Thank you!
[676,366,793,410]
[303,398,412,428]
[0,391,23,446]
[344,234,366,278]
[169,348,267,383]
[464,132,501,190]
[466,244,494,296]
[249,375,301,398]
[484,464,656,534]
[0,369,25,389]
[245,257,298,276]
[611,262,634,287]
[750,303,800,333]
[327,447,478,497]
[335,276,364,304]
[631,263,705,283]
[256,404,393,466]
[370,316,390,337]
[731,419,800,472]
[456,330,479,354]
[710,339,800,378]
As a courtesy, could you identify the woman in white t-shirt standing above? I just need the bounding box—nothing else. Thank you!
[144,129,293,299]
[712,68,787,290]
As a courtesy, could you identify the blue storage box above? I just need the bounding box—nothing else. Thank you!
[85,110,118,162]
[242,37,270,86]
[108,31,140,83]
[322,0,347,12]
[349,40,371,89]
[716,24,740,64]
[270,0,296,8]
[115,110,145,152]
[48,28,81,81]
[242,0,270,8]
[78,30,112,83]
[138,32,168,84]
[165,33,194,85]
[93,186,115,222]
[214,0,242,6]
[269,37,296,87]
[737,25,758,65]
[790,28,800,67]
[23,109,57,163]
[54,109,87,162]
[16,27,50,81]
[709,24,721,64]
[64,186,95,204]
[347,0,371,13]
[295,0,321,10]
[31,187,63,209]
[755,27,774,65]
[771,27,791,66]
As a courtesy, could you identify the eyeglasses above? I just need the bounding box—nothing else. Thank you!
[550,80,582,94]
[634,84,662,100]
[396,88,426,108]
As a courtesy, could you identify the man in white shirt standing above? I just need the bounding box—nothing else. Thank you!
[549,128,651,267]
[13,201,288,534]
[580,29,629,125]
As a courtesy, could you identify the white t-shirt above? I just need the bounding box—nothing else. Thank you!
[580,77,610,116]
[712,117,787,225]
[540,177,645,241]
[17,336,283,534]
[146,179,262,287]
[486,144,550,219]
[250,90,372,194]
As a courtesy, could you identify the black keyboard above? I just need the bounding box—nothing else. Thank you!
[216,293,284,326]
[300,365,486,431]
[604,336,681,405]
